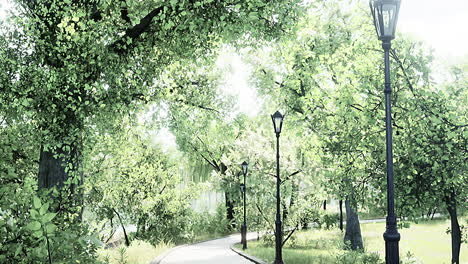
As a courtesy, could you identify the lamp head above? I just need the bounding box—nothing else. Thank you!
[271,111,284,134]
[370,0,401,41]
[241,161,248,176]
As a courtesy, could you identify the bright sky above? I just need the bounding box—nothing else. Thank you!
[396,0,468,61]
[216,50,261,117]
[0,0,9,18]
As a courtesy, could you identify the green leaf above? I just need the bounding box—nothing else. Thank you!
[26,221,41,231]
[30,209,39,218]
[39,203,49,215]
[14,245,22,257]
[33,230,43,238]
[42,212,57,223]
[45,223,56,233]
[33,197,41,209]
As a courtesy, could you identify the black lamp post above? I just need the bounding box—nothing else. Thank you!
[369,1,401,263]
[240,161,248,250]
[271,111,284,264]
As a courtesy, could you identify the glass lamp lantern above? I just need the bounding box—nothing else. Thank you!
[370,0,401,41]
[271,111,284,134]
[242,161,248,176]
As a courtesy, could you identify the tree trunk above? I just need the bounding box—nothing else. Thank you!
[431,208,436,220]
[38,144,83,216]
[225,192,235,229]
[284,180,299,222]
[38,148,70,189]
[445,190,461,264]
[288,179,299,217]
[113,208,130,247]
[136,216,146,238]
[282,201,288,222]
[323,200,327,210]
[219,164,235,229]
[343,199,363,250]
[339,199,344,232]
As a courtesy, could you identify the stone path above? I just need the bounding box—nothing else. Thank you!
[159,232,258,264]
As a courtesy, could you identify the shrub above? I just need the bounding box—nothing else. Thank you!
[335,250,383,264]
[184,204,233,243]
[321,213,340,230]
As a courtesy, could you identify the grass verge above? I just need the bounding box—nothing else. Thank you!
[236,219,467,264]
[97,240,173,264]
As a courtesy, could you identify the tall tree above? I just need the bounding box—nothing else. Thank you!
[0,0,303,213]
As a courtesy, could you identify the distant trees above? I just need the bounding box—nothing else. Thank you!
[85,119,197,246]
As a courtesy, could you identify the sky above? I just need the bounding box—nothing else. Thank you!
[396,0,468,60]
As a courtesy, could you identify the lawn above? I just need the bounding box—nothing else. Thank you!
[238,219,467,264]
[97,240,173,264]
[362,219,467,264]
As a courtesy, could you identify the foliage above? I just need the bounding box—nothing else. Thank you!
[0,116,101,263]
[186,204,233,242]
[0,193,102,263]
[321,213,340,230]
[84,119,197,245]
[0,0,304,261]
[0,0,466,262]
[247,0,466,259]
[334,251,382,264]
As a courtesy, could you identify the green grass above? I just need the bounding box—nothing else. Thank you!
[237,229,343,264]
[362,219,468,264]
[97,240,173,264]
[238,219,468,264]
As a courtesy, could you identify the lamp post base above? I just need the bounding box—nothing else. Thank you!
[383,216,400,264]
[241,224,247,250]
[274,220,283,264]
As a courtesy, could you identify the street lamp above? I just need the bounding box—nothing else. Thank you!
[240,161,248,250]
[271,111,284,264]
[369,1,401,263]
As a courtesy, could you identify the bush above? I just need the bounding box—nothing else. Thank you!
[184,204,232,243]
[299,207,324,229]
[0,194,103,264]
[321,213,340,230]
[335,250,383,264]
[260,233,275,247]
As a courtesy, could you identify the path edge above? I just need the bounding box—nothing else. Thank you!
[230,243,268,264]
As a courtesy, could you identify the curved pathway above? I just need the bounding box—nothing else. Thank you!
[159,232,258,264]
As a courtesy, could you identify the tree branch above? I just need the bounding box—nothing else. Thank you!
[110,6,164,54]
[282,225,298,247]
